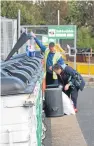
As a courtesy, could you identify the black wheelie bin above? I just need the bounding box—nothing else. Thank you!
[44,84,64,117]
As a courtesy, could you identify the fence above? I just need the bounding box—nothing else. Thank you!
[65,51,94,75]
[76,52,94,75]
[1,17,17,60]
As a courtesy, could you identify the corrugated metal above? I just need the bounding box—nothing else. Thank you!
[1,17,17,60]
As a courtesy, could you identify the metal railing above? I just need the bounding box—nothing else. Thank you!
[61,50,94,76]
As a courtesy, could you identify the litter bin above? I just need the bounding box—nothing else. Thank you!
[45,85,64,117]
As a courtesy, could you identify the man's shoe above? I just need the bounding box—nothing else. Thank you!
[74,108,78,113]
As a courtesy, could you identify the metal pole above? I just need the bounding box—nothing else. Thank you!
[21,25,76,28]
[17,9,20,40]
[58,10,60,25]
[17,9,20,54]
[88,53,90,76]
[57,10,60,44]
[74,25,77,70]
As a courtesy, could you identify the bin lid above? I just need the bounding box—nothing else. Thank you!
[46,84,59,88]
[1,33,43,96]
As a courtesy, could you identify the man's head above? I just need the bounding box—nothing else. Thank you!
[49,42,55,53]
[53,64,63,75]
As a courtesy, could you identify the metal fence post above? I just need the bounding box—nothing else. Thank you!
[88,52,90,76]
[17,9,20,40]
[74,25,77,70]
[17,9,21,54]
[57,10,60,44]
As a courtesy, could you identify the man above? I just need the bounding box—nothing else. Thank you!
[53,64,85,112]
[31,32,66,85]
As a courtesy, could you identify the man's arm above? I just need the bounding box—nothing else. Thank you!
[66,66,85,90]
[64,66,76,90]
[65,66,77,87]
[34,37,46,52]
[31,32,46,52]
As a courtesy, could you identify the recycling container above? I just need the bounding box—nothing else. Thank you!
[45,86,64,117]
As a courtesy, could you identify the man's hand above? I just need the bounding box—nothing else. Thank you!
[64,84,70,91]
[49,66,52,71]
[31,32,36,38]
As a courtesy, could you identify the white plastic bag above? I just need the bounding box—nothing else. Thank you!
[62,92,75,115]
[30,38,35,51]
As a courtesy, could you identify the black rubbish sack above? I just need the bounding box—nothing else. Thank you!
[45,87,64,117]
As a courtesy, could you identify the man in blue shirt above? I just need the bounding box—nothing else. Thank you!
[31,32,66,85]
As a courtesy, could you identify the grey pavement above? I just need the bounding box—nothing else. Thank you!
[77,88,94,146]
[43,118,52,146]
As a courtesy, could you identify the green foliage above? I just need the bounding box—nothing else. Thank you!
[40,1,67,25]
[1,1,43,25]
[77,27,94,50]
[1,1,94,49]
[65,1,80,25]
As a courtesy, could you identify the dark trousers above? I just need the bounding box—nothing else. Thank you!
[46,72,58,85]
[63,87,79,108]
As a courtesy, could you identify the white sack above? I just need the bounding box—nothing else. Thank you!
[62,92,75,115]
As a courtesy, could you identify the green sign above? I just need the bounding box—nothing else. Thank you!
[48,25,75,39]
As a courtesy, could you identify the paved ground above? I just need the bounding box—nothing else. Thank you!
[43,87,94,146]
[43,116,87,146]
[77,88,94,146]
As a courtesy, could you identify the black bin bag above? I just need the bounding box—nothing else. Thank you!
[45,86,64,117]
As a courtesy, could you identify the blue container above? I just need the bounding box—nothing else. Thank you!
[26,45,35,57]
[29,51,35,57]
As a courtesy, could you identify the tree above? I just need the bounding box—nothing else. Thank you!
[1,1,94,49]
[77,26,94,50]
[1,1,43,25]
[77,1,94,26]
[39,1,68,25]
[65,1,80,25]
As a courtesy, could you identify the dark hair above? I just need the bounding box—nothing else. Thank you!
[49,42,55,48]
[53,64,62,71]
